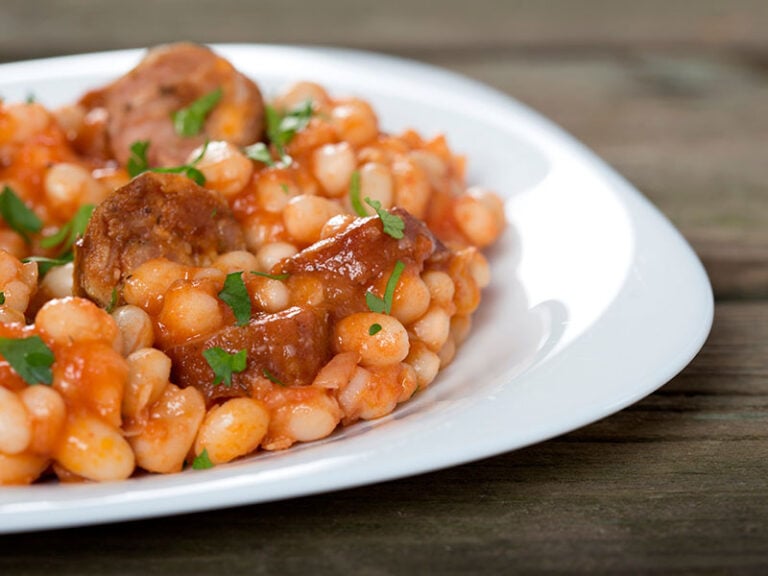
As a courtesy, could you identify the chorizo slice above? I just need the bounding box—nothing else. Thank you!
[278,208,449,318]
[165,306,331,405]
[74,172,245,307]
[81,42,264,166]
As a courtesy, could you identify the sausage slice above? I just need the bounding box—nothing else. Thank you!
[165,306,331,405]
[74,172,245,307]
[81,42,264,166]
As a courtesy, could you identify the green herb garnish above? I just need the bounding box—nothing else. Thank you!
[127,139,208,185]
[219,272,251,327]
[349,171,366,217]
[250,270,289,281]
[192,448,214,470]
[0,335,55,385]
[365,198,404,239]
[172,87,222,137]
[25,93,36,104]
[40,204,95,252]
[106,287,119,314]
[365,260,405,315]
[266,100,313,158]
[262,367,284,386]
[127,140,151,178]
[0,186,43,242]
[23,254,74,276]
[369,323,383,336]
[0,292,5,305]
[202,347,247,388]
[243,142,275,166]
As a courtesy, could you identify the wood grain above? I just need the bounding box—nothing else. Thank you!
[1,0,768,61]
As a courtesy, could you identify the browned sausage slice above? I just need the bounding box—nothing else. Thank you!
[74,172,246,307]
[165,306,331,405]
[278,208,449,319]
[83,43,264,166]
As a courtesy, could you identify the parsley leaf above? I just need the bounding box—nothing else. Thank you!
[348,171,366,217]
[0,292,5,305]
[0,335,55,385]
[40,204,95,251]
[262,367,284,386]
[127,140,151,178]
[23,254,74,276]
[265,101,313,157]
[0,186,42,242]
[192,448,214,470]
[202,347,247,387]
[365,260,405,315]
[365,198,404,239]
[243,142,275,166]
[219,272,251,327]
[106,287,119,314]
[250,270,289,281]
[369,323,382,336]
[127,140,208,185]
[172,87,222,137]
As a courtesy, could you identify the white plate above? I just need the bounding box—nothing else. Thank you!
[0,45,713,534]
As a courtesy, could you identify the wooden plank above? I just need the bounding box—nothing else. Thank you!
[0,302,766,573]
[1,0,768,62]
[442,53,768,299]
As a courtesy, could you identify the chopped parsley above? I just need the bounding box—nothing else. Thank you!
[218,272,251,327]
[172,87,222,137]
[369,323,383,336]
[127,139,208,185]
[365,198,404,239]
[250,270,289,281]
[0,335,55,385]
[0,185,43,242]
[280,183,290,195]
[127,140,151,177]
[0,292,5,305]
[23,254,74,276]
[366,260,405,315]
[265,100,313,158]
[106,287,119,314]
[262,367,284,386]
[192,448,214,470]
[243,142,275,166]
[202,347,247,388]
[348,171,366,217]
[25,93,36,104]
[40,204,95,252]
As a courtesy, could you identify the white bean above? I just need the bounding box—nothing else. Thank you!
[123,348,172,421]
[0,453,49,485]
[194,398,270,464]
[0,387,31,455]
[112,305,154,355]
[129,384,206,474]
[333,312,410,367]
[19,385,66,455]
[256,242,298,272]
[412,306,451,352]
[312,142,356,197]
[191,141,253,198]
[54,413,135,482]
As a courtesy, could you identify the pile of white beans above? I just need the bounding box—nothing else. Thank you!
[0,80,503,485]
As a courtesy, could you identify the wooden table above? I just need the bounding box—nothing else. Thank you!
[1,1,767,573]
